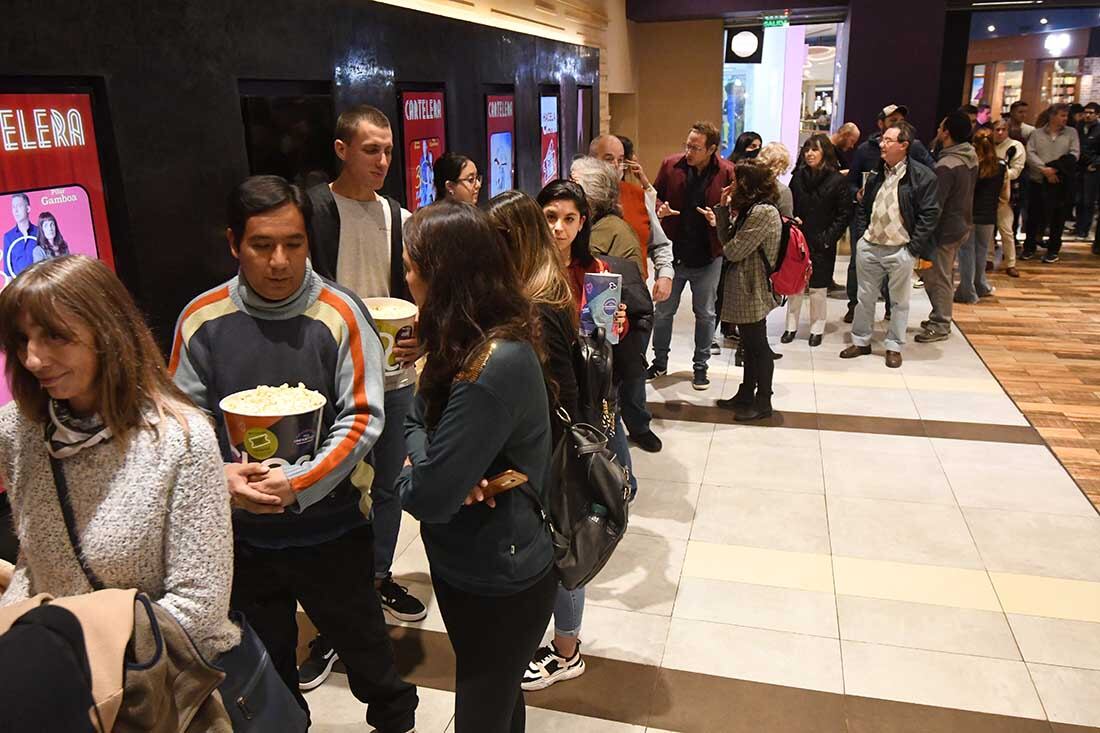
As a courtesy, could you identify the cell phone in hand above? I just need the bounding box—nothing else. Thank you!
[481,469,529,499]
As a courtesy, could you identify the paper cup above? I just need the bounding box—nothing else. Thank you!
[219,392,326,469]
[364,297,418,373]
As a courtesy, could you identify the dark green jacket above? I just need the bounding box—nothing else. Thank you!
[397,340,553,595]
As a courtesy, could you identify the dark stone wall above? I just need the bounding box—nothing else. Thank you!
[0,0,599,346]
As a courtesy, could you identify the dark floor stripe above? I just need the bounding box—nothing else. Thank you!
[297,617,1093,732]
[648,401,1045,445]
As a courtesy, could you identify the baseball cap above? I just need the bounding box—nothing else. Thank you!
[878,103,910,120]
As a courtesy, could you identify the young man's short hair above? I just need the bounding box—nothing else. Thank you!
[942,111,973,144]
[690,121,721,150]
[335,105,391,144]
[1009,100,1029,113]
[227,175,312,243]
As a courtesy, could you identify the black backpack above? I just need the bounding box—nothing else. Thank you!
[523,327,632,590]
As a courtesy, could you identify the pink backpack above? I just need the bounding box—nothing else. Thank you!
[759,205,812,297]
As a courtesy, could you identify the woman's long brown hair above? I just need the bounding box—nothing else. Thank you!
[486,190,578,329]
[973,129,1001,179]
[0,255,196,443]
[405,200,544,428]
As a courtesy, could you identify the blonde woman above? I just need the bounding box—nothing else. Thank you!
[756,141,794,217]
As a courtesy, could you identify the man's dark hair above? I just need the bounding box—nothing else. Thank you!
[941,111,973,144]
[960,104,978,116]
[227,175,312,243]
[888,120,916,147]
[1070,103,1085,117]
[978,103,991,112]
[335,104,391,144]
[11,193,29,206]
[690,121,721,150]
[1009,100,1029,112]
[616,134,635,160]
[1087,102,1100,113]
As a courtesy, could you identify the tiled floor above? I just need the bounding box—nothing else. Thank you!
[308,257,1100,732]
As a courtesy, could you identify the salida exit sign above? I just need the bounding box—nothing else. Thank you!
[763,13,789,28]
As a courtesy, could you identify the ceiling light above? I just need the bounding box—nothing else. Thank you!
[1045,32,1071,56]
[988,24,996,31]
[729,30,760,58]
[1040,17,1048,24]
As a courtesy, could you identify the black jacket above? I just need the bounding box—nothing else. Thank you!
[791,166,852,289]
[538,303,579,446]
[973,162,1007,226]
[855,156,942,259]
[1080,121,1100,169]
[305,183,411,301]
[598,254,654,383]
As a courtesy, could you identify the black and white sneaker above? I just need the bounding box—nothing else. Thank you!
[709,340,721,355]
[645,364,667,381]
[298,636,338,691]
[1042,253,1060,264]
[522,642,586,691]
[692,368,710,391]
[377,575,428,622]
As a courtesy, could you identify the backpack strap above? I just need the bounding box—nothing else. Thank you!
[46,440,105,591]
[385,196,409,301]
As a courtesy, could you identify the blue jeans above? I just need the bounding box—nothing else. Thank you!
[955,224,994,302]
[371,385,414,579]
[847,222,891,311]
[651,257,723,373]
[851,238,914,353]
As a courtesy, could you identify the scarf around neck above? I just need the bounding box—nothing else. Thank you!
[45,400,113,458]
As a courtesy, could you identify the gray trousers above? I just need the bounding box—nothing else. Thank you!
[922,234,967,335]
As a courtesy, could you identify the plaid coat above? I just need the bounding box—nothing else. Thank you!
[716,203,781,325]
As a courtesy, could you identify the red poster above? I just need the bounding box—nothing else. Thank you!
[0,93,114,274]
[540,95,560,186]
[486,95,515,198]
[401,91,446,211]
[0,93,116,413]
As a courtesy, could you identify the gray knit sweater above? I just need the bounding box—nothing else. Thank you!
[0,403,240,658]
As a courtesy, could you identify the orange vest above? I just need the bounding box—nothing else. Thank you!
[619,180,650,278]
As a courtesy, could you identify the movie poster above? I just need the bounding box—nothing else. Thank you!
[0,92,116,409]
[540,95,560,186]
[400,90,446,211]
[486,94,515,198]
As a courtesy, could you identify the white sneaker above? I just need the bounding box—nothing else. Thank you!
[521,642,586,691]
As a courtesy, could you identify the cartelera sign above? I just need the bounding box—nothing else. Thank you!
[0,107,86,152]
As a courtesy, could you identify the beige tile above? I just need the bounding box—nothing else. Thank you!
[910,390,1029,427]
[663,617,844,694]
[628,479,700,542]
[964,508,1100,582]
[690,484,830,554]
[820,431,955,505]
[930,439,1062,472]
[674,576,838,638]
[521,705,647,731]
[991,572,1100,624]
[833,556,1002,612]
[585,532,687,616]
[390,536,431,584]
[630,419,715,484]
[841,640,1045,720]
[545,604,671,668]
[837,595,1020,660]
[682,540,834,594]
[937,457,1095,516]
[814,385,921,420]
[828,496,984,569]
[310,674,455,732]
[703,425,824,493]
[394,514,421,561]
[1008,614,1100,670]
[1029,664,1100,728]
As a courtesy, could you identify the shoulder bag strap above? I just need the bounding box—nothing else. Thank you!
[385,196,409,301]
[47,449,105,591]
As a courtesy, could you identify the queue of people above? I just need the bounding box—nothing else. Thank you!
[0,91,1094,733]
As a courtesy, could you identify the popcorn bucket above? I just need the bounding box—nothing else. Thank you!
[219,390,327,469]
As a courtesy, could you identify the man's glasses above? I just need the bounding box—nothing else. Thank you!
[684,143,707,153]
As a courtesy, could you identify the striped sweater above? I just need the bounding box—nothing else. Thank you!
[170,263,386,549]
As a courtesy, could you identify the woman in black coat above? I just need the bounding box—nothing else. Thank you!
[781,135,852,347]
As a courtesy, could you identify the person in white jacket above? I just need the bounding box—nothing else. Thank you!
[992,118,1025,277]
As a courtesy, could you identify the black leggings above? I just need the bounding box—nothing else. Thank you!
[433,568,557,733]
[738,319,773,400]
